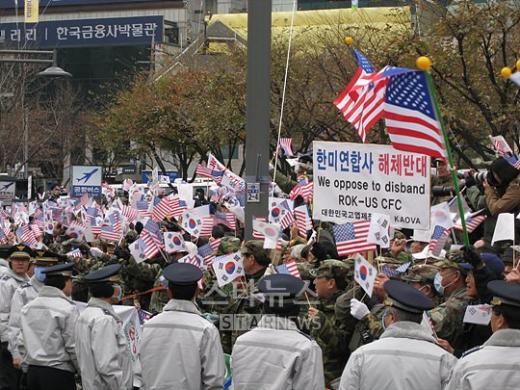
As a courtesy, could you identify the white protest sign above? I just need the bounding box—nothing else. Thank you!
[0,181,16,203]
[463,304,492,326]
[313,141,430,229]
[491,213,515,245]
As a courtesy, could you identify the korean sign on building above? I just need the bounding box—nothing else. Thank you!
[71,166,102,197]
[0,16,163,48]
[0,0,158,9]
[313,141,431,230]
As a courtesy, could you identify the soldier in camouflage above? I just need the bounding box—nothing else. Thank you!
[305,260,349,387]
[428,259,470,345]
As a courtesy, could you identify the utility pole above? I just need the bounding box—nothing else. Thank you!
[244,0,272,239]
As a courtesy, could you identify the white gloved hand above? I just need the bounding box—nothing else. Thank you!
[350,298,370,320]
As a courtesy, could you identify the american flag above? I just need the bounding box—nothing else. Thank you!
[383,70,446,159]
[214,211,236,230]
[209,238,222,252]
[333,220,375,256]
[334,49,385,142]
[66,248,82,258]
[142,219,163,248]
[276,259,301,279]
[278,138,294,157]
[199,216,215,238]
[381,261,411,278]
[198,243,215,267]
[179,254,204,269]
[293,206,311,238]
[490,135,513,156]
[289,182,313,203]
[252,217,267,239]
[429,225,450,256]
[16,225,38,247]
[121,205,138,223]
[30,224,43,238]
[136,200,152,218]
[100,224,121,242]
[454,214,487,234]
[195,164,223,184]
[152,195,176,222]
[0,228,7,244]
[503,153,520,170]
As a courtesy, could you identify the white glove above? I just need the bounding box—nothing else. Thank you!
[350,298,370,320]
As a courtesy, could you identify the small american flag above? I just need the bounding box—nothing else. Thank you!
[195,164,223,184]
[503,153,520,170]
[99,224,121,242]
[293,206,311,238]
[136,200,152,218]
[276,259,301,279]
[142,220,163,247]
[214,211,236,230]
[16,225,38,247]
[152,195,176,222]
[66,248,82,258]
[121,205,138,223]
[289,182,313,203]
[199,217,215,238]
[454,214,487,234]
[381,261,411,278]
[429,225,450,256]
[278,138,294,157]
[333,220,375,256]
[209,238,222,252]
[198,243,215,267]
[384,70,446,159]
[178,254,204,269]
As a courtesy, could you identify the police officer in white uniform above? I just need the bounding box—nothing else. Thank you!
[0,245,33,390]
[8,250,60,371]
[74,264,133,390]
[21,262,78,390]
[339,280,458,390]
[447,280,520,390]
[232,273,325,390]
[139,262,225,390]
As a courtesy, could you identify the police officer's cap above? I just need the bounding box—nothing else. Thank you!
[163,263,202,286]
[84,264,121,284]
[258,274,305,298]
[42,262,74,277]
[33,249,62,266]
[7,244,35,261]
[384,280,434,314]
[488,280,520,308]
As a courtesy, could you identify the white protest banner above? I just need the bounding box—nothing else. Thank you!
[313,141,430,230]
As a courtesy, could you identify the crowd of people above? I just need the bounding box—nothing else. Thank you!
[0,155,519,390]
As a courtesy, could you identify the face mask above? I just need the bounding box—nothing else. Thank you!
[112,285,123,304]
[34,266,46,283]
[434,272,444,295]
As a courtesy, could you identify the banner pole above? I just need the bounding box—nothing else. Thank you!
[421,61,470,248]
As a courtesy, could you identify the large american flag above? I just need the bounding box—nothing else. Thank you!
[334,49,385,142]
[333,220,375,256]
[430,225,450,256]
[384,70,446,159]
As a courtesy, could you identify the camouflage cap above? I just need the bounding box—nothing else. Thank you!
[218,237,241,255]
[401,264,439,284]
[438,259,470,274]
[241,240,271,267]
[316,259,349,289]
[393,230,407,240]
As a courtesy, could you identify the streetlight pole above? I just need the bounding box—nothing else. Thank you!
[244,0,272,239]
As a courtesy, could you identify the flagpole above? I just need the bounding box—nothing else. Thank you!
[418,56,471,248]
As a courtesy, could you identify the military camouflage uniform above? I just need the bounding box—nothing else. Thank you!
[428,287,469,344]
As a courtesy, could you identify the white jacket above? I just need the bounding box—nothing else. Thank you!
[339,321,457,390]
[74,298,133,390]
[0,269,29,342]
[139,299,225,390]
[232,315,325,390]
[7,275,42,359]
[20,285,79,372]
[446,328,520,390]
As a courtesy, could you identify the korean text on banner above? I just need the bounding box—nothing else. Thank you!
[313,141,431,230]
